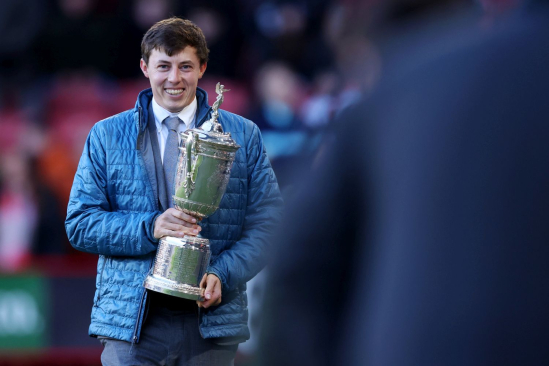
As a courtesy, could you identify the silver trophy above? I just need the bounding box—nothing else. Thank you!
[144,83,240,300]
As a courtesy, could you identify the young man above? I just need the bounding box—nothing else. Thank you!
[66,17,283,365]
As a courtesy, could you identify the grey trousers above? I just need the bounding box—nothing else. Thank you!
[99,306,238,366]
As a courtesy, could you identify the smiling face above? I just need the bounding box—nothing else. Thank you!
[140,47,207,113]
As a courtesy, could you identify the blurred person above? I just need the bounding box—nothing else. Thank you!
[248,62,309,190]
[299,71,341,129]
[260,1,549,366]
[22,123,71,255]
[251,61,303,134]
[0,120,71,265]
[65,17,282,366]
[251,61,307,174]
[0,153,37,272]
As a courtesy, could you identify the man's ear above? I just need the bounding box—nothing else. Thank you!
[199,63,207,79]
[140,59,149,78]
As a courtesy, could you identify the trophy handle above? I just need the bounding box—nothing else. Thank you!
[184,132,198,198]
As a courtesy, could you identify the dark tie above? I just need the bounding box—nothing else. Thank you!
[163,116,180,208]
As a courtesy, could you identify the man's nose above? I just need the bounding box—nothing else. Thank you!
[168,67,180,83]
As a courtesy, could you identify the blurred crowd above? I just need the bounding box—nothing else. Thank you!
[0,0,521,273]
[0,0,370,272]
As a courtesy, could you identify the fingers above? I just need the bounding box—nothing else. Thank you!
[155,226,199,238]
[168,209,197,224]
[153,209,201,239]
[197,274,207,308]
[165,209,201,234]
[196,274,222,309]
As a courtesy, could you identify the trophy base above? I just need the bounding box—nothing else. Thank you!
[144,275,204,301]
[143,235,210,301]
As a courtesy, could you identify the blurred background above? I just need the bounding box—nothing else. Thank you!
[0,0,526,365]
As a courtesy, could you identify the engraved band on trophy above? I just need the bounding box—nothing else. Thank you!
[144,83,240,301]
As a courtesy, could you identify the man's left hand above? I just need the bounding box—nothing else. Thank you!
[197,273,222,308]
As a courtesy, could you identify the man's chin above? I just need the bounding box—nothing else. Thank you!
[163,100,187,113]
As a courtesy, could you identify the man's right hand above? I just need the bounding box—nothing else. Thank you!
[153,208,201,239]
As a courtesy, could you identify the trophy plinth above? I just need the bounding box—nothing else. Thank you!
[144,83,240,300]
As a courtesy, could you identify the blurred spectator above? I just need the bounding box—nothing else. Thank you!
[0,153,37,272]
[250,62,306,155]
[260,2,549,366]
[248,61,310,191]
[0,117,71,266]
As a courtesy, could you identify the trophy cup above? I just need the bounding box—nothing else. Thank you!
[144,83,240,301]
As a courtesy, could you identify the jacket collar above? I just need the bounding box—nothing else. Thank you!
[195,87,212,128]
[135,87,211,132]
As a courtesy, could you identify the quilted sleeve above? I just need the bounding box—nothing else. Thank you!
[65,123,160,256]
[207,123,284,292]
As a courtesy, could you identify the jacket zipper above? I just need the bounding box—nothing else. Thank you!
[131,285,147,344]
[96,255,107,303]
[132,258,154,344]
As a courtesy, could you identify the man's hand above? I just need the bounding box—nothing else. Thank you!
[197,273,222,309]
[153,208,201,239]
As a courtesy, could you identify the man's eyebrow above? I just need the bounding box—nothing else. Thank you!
[156,59,194,65]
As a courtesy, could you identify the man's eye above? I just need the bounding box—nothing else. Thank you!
[159,65,169,70]
[181,65,191,70]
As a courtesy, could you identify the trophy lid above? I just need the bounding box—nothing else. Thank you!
[179,82,240,152]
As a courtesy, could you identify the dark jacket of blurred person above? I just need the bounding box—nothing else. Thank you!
[260,2,549,366]
[65,17,282,364]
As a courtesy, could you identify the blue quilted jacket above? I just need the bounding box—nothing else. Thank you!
[65,87,283,344]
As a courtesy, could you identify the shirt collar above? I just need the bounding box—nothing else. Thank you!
[152,96,197,131]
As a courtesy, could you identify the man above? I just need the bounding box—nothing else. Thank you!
[66,17,282,365]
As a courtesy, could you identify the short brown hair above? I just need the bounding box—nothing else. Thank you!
[141,17,209,66]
